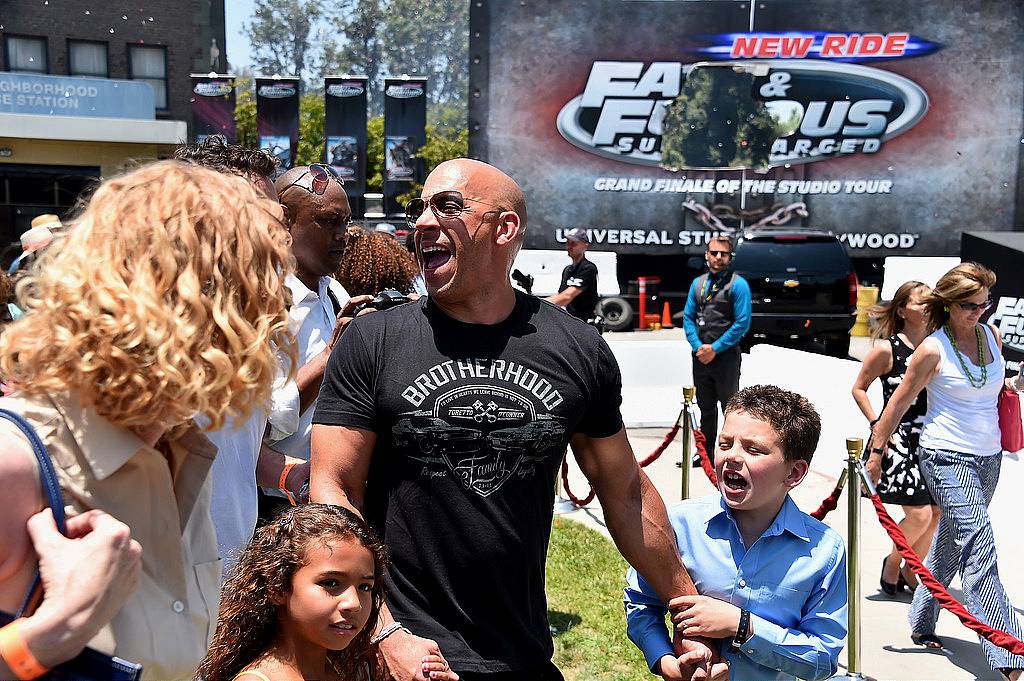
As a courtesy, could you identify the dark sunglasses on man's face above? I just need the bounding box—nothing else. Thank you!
[405,190,503,229]
[279,163,345,196]
[708,250,732,257]
[958,299,993,313]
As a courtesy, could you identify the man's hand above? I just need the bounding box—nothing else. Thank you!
[695,344,716,365]
[671,630,716,678]
[21,509,142,668]
[284,459,310,503]
[324,294,374,352]
[378,629,459,681]
[655,654,690,680]
[670,595,741,639]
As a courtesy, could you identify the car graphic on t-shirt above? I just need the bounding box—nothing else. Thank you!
[486,418,565,455]
[392,415,484,458]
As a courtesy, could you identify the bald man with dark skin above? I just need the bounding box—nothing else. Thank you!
[310,159,721,681]
[274,166,371,422]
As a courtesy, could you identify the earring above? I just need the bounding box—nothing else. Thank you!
[943,306,949,312]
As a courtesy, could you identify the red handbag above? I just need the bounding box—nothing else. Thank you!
[998,387,1023,452]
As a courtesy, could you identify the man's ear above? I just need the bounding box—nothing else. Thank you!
[494,211,522,246]
[784,459,809,489]
[280,203,293,231]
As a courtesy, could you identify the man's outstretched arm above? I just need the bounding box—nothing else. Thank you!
[570,428,696,603]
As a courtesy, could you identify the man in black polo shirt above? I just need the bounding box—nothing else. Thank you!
[546,228,598,320]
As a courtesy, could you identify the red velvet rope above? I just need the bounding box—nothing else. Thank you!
[809,478,844,521]
[691,427,718,486]
[560,410,684,507]
[870,494,1024,655]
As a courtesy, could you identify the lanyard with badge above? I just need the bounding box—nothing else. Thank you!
[696,271,727,327]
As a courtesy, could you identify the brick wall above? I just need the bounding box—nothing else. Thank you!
[1,0,226,128]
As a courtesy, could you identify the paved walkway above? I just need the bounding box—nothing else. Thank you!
[559,339,1022,681]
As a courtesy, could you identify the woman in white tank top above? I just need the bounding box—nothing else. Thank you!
[870,263,1024,677]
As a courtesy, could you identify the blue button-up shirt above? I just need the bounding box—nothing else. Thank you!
[624,495,847,681]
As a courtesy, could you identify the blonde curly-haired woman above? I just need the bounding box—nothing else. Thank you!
[0,161,297,680]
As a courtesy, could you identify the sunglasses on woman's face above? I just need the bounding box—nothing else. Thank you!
[279,163,345,196]
[404,190,503,229]
[958,299,993,313]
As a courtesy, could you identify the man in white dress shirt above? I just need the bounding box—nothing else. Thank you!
[267,164,370,466]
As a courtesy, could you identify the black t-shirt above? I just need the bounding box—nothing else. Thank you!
[558,257,599,321]
[313,292,623,672]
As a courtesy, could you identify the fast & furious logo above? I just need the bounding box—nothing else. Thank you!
[556,32,933,169]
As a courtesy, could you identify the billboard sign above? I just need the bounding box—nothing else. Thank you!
[191,74,236,143]
[256,76,300,169]
[469,1,1024,257]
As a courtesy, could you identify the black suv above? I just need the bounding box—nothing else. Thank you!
[731,229,857,358]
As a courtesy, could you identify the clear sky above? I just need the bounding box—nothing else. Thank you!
[225,0,256,73]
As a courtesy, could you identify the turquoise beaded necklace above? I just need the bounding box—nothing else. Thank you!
[944,322,987,388]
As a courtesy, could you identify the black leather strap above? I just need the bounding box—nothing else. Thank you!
[730,608,751,652]
[0,408,67,617]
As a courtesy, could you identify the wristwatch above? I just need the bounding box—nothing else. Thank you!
[729,609,751,652]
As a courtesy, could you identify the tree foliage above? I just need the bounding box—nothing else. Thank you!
[661,67,780,170]
[243,0,468,118]
[242,0,324,90]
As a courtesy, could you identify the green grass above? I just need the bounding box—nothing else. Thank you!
[546,518,652,681]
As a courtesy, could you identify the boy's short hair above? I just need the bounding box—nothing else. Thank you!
[724,384,820,463]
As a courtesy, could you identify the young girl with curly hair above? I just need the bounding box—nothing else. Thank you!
[198,504,453,681]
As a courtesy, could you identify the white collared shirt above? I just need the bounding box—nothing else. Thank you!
[267,274,349,460]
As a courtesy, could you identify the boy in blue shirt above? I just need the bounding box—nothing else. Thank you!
[624,385,848,680]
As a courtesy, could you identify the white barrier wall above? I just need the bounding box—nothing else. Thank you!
[606,332,882,475]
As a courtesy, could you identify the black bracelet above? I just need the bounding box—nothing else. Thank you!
[730,609,751,652]
[870,447,885,455]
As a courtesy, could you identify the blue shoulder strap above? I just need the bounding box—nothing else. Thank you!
[0,408,67,616]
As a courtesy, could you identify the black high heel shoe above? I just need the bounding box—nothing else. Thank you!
[880,556,899,596]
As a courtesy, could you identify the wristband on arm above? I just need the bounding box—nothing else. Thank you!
[279,462,297,506]
[0,619,49,680]
[729,609,751,653]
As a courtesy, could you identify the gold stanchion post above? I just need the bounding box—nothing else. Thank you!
[680,386,695,500]
[846,437,864,680]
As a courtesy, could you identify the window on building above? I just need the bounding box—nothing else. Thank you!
[128,44,167,110]
[68,40,108,77]
[4,35,48,73]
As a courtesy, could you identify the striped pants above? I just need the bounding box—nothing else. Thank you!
[909,447,1024,671]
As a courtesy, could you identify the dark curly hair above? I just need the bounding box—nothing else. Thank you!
[336,227,420,296]
[196,504,387,681]
[174,135,279,179]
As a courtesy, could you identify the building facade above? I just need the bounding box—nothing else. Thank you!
[0,1,226,260]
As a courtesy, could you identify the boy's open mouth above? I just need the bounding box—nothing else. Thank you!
[722,470,748,491]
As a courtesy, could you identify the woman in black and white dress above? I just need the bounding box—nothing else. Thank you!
[852,281,941,595]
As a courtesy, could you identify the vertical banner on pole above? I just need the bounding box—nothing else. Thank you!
[383,77,427,216]
[255,76,300,170]
[190,74,236,143]
[324,76,368,217]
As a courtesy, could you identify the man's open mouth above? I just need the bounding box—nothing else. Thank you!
[421,244,453,271]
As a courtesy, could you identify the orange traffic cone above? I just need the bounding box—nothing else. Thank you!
[661,301,674,328]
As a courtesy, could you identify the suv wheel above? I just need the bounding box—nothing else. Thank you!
[597,297,634,332]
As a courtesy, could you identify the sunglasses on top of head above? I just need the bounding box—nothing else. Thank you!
[279,163,345,196]
[405,190,504,229]
[957,299,993,313]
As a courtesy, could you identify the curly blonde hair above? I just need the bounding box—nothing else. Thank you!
[197,504,387,681]
[336,228,420,296]
[0,161,297,431]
